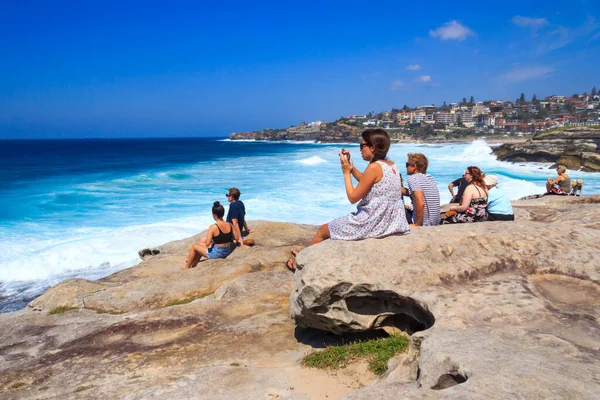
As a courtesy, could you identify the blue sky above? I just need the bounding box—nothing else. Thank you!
[1,0,599,138]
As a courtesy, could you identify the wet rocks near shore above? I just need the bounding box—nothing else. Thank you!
[492,126,600,171]
[1,197,600,399]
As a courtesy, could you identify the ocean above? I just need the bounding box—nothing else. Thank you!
[1,137,599,312]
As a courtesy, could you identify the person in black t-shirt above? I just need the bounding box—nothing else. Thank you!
[226,187,252,246]
[448,176,469,204]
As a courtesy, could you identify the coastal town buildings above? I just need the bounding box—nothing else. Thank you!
[233,88,600,141]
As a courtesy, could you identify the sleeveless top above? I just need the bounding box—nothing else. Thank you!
[558,174,571,193]
[444,185,488,224]
[213,223,234,244]
[328,161,410,240]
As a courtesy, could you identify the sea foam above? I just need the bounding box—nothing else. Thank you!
[298,156,328,165]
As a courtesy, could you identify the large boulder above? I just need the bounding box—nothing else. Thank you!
[290,195,600,399]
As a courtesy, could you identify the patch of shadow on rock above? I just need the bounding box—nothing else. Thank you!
[344,293,435,335]
[294,327,390,349]
[431,369,468,390]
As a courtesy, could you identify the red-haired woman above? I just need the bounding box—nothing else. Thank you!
[443,166,488,224]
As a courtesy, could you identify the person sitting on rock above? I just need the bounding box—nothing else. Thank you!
[287,128,410,271]
[484,175,514,221]
[402,153,441,226]
[226,187,254,246]
[182,201,238,269]
[448,175,469,204]
[442,166,488,224]
[546,165,570,195]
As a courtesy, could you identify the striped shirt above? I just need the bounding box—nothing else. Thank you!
[407,173,441,226]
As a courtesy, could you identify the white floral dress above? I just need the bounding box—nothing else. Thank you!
[329,161,410,240]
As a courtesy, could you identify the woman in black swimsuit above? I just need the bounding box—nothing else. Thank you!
[182,201,238,269]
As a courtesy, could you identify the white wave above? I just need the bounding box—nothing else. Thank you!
[0,218,209,283]
[298,155,328,165]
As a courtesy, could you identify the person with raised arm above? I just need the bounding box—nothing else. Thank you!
[287,129,409,271]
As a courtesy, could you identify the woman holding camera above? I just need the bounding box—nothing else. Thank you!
[287,128,409,270]
[182,201,238,269]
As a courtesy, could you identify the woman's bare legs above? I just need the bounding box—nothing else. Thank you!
[183,237,208,264]
[288,224,331,271]
[182,243,209,270]
[309,223,331,246]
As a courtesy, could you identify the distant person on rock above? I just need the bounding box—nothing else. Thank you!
[402,153,441,226]
[448,175,469,204]
[182,201,238,269]
[226,187,253,246]
[545,165,570,195]
[442,166,488,224]
[484,175,514,221]
[287,129,410,271]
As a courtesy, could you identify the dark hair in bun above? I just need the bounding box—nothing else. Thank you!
[212,201,225,219]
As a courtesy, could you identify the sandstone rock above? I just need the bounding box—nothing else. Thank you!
[555,155,581,170]
[2,197,600,399]
[28,279,107,312]
[492,127,600,171]
[290,195,600,399]
[29,221,316,314]
[2,222,380,399]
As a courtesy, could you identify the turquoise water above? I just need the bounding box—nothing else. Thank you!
[1,137,598,312]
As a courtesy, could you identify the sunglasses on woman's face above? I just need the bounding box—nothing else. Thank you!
[226,193,232,197]
[360,142,370,149]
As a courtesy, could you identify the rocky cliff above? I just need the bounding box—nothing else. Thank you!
[1,196,599,399]
[492,126,600,171]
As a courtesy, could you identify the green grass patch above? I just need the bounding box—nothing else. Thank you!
[10,382,26,389]
[127,374,142,379]
[73,385,94,393]
[162,292,212,308]
[48,306,77,315]
[302,334,409,376]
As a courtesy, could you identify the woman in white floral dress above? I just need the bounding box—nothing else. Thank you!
[287,129,409,270]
